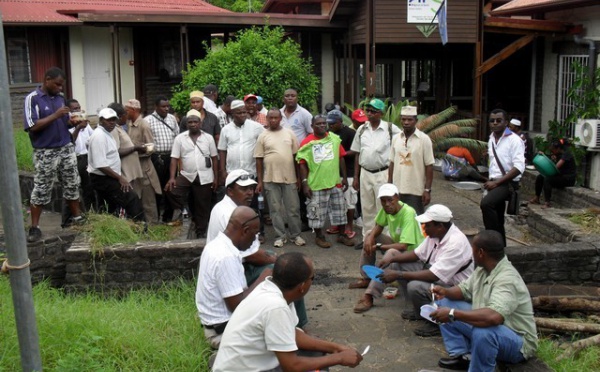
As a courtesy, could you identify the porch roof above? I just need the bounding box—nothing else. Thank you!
[491,0,599,16]
[0,0,230,26]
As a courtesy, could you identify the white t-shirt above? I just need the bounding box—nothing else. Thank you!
[218,119,264,176]
[171,130,217,184]
[413,223,474,285]
[488,129,525,181]
[206,195,259,258]
[87,126,121,176]
[70,124,94,156]
[213,278,298,372]
[196,232,247,326]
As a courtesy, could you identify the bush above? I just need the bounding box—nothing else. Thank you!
[14,127,34,172]
[171,26,320,114]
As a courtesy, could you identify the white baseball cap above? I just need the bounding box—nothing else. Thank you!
[98,108,118,119]
[415,204,453,223]
[377,183,399,198]
[225,169,257,187]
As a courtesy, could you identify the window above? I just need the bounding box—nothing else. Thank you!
[557,55,589,129]
[5,28,31,84]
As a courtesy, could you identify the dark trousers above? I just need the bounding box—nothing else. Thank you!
[90,174,145,222]
[480,183,510,246]
[400,193,424,215]
[165,175,212,235]
[62,155,97,226]
[535,174,576,203]
[151,153,173,222]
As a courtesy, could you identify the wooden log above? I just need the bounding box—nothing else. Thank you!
[535,318,600,333]
[532,296,600,312]
[558,334,600,361]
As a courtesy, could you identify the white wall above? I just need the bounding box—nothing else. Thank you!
[321,34,334,111]
[118,28,136,102]
[68,27,87,110]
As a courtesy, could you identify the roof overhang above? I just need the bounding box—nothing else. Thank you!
[491,0,599,17]
[484,16,583,35]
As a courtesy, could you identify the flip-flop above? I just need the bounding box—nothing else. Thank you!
[326,226,340,234]
[345,230,357,239]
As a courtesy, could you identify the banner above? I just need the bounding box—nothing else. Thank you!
[407,0,443,24]
[438,0,448,45]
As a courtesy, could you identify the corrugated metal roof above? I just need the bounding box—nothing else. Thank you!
[0,0,230,24]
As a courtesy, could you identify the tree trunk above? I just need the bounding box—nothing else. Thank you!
[558,334,600,361]
[535,318,600,333]
[532,296,600,312]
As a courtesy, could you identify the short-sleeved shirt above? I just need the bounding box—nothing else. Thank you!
[24,87,72,149]
[374,202,424,250]
[488,129,525,181]
[280,104,313,143]
[171,131,218,185]
[145,112,179,154]
[391,128,435,196]
[196,232,248,326]
[218,119,264,176]
[459,257,538,359]
[213,278,298,371]
[70,124,95,156]
[297,133,346,190]
[558,150,577,178]
[111,126,144,183]
[332,126,356,177]
[350,120,401,171]
[207,195,260,259]
[413,224,473,285]
[87,126,121,176]
[254,127,299,184]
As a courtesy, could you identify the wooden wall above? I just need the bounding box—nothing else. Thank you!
[348,0,478,45]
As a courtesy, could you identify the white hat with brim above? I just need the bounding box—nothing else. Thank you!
[230,100,245,110]
[98,108,118,119]
[415,204,453,223]
[377,183,399,198]
[225,169,257,188]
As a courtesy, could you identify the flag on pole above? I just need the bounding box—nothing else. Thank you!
[438,0,448,45]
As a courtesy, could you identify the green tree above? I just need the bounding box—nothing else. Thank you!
[171,26,320,114]
[208,0,264,13]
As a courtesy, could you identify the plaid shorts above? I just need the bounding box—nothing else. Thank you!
[31,144,80,206]
[308,187,347,229]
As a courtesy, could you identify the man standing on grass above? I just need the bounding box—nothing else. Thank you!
[196,206,271,349]
[213,252,362,371]
[296,115,354,249]
[24,67,86,242]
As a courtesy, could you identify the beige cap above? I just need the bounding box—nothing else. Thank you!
[186,109,202,118]
[125,99,141,109]
[190,91,204,99]
[401,105,418,116]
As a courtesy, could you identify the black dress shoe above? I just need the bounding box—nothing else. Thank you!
[438,354,470,370]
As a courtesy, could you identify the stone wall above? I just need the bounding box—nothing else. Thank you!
[27,232,77,287]
[520,170,600,209]
[19,172,63,213]
[10,83,38,125]
[506,242,600,285]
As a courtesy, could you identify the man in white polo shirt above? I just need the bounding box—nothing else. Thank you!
[196,206,270,349]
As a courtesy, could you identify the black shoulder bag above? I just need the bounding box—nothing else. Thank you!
[491,143,520,216]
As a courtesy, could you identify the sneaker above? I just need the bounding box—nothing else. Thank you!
[337,234,355,247]
[354,217,363,227]
[293,236,306,246]
[401,309,421,321]
[71,215,87,225]
[354,241,364,251]
[315,236,331,248]
[27,226,42,243]
[274,238,287,248]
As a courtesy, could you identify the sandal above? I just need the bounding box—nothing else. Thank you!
[344,230,356,239]
[528,198,540,205]
[326,226,340,234]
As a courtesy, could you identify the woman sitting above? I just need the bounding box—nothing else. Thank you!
[529,138,577,208]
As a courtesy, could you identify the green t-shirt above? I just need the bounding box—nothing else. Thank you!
[296,133,343,191]
[374,202,424,250]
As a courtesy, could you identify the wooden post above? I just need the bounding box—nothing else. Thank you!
[473,1,484,139]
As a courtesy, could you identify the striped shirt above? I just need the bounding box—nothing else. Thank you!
[23,88,72,149]
[144,112,179,154]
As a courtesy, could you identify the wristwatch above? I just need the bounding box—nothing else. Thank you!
[424,188,431,193]
[449,308,455,322]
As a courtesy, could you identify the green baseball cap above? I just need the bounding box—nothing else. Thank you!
[367,98,385,112]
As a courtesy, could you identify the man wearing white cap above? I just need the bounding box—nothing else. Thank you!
[165,109,218,238]
[87,108,145,222]
[366,204,473,337]
[351,184,424,301]
[389,105,435,215]
[508,118,533,165]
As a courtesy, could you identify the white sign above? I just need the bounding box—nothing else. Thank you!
[407,0,443,24]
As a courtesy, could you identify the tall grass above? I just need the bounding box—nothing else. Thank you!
[0,278,211,371]
[538,337,600,371]
[14,128,34,172]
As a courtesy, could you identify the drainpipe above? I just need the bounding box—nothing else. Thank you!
[573,35,597,89]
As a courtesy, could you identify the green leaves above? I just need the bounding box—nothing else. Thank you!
[171,26,320,114]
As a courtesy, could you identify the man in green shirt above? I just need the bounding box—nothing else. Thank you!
[430,230,538,371]
[349,183,424,295]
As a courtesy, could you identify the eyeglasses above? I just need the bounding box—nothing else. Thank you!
[241,213,260,227]
[233,174,254,183]
[365,108,380,114]
[488,118,504,124]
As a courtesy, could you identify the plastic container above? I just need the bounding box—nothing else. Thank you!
[258,194,264,210]
[532,153,559,177]
[383,287,398,299]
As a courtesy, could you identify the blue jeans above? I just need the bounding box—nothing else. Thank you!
[438,299,526,372]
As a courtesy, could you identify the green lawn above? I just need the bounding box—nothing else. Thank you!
[538,337,600,372]
[0,278,210,371]
[14,127,34,172]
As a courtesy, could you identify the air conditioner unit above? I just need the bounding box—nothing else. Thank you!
[575,119,600,151]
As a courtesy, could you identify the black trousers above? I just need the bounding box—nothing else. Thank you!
[151,153,174,222]
[62,155,97,226]
[90,174,145,222]
[480,182,511,247]
[535,174,576,203]
[165,175,212,235]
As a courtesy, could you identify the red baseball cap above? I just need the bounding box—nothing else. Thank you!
[243,94,258,102]
[351,109,367,123]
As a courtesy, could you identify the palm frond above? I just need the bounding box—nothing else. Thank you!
[445,118,479,128]
[417,106,457,133]
[428,124,464,141]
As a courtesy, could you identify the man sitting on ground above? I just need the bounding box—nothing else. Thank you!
[430,230,538,371]
[350,184,424,293]
[196,206,270,349]
[213,252,362,371]
[357,204,473,337]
